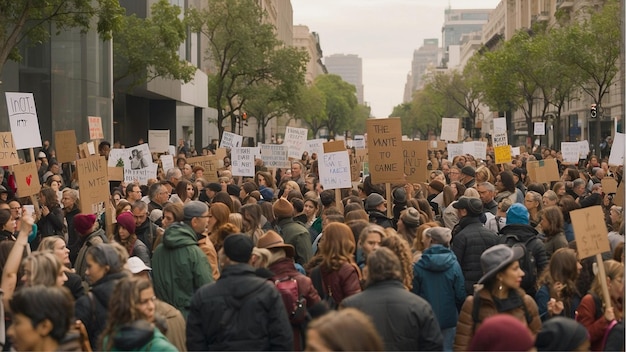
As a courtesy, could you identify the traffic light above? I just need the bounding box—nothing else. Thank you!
[590,104,597,118]
[242,112,248,121]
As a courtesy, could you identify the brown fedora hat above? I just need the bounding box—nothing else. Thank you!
[257,230,295,258]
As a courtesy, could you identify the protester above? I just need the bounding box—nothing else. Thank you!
[305,308,384,351]
[535,248,582,321]
[273,198,312,265]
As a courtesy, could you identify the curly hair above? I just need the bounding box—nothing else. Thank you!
[380,234,413,290]
[319,223,359,273]
[100,276,153,350]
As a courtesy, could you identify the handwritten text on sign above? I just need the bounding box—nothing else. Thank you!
[319,151,352,190]
[494,145,512,164]
[260,144,290,168]
[402,141,429,183]
[88,116,104,140]
[5,92,42,149]
[187,156,219,182]
[283,127,308,159]
[220,132,242,149]
[231,147,259,177]
[124,163,158,185]
[76,156,109,214]
[0,132,19,166]
[366,118,404,184]
[571,206,611,259]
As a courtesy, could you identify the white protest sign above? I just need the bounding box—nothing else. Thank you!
[447,143,464,161]
[87,142,96,155]
[319,150,352,190]
[283,127,308,159]
[577,142,587,159]
[5,92,42,149]
[440,118,461,142]
[608,133,625,166]
[220,131,243,149]
[561,142,580,163]
[231,147,259,177]
[124,163,158,185]
[88,116,104,140]
[108,148,126,167]
[534,122,545,136]
[306,139,325,156]
[463,141,487,160]
[511,147,521,156]
[160,154,174,171]
[168,145,176,156]
[260,144,290,168]
[492,117,508,147]
[148,130,170,153]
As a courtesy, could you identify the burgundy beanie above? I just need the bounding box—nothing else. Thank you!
[116,211,136,234]
[468,314,534,351]
[74,213,97,235]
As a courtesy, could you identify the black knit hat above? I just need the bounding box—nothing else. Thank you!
[223,234,253,263]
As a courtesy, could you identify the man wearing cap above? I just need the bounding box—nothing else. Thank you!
[187,234,293,351]
[152,201,213,319]
[365,193,393,229]
[451,196,498,295]
[74,213,108,282]
[343,247,443,351]
[412,227,465,351]
[459,166,476,189]
[258,231,320,350]
[127,257,188,351]
[273,198,312,265]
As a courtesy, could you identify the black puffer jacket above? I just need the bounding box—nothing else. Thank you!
[451,216,498,295]
[498,224,548,296]
[368,210,394,229]
[342,280,443,351]
[75,271,127,348]
[186,264,293,351]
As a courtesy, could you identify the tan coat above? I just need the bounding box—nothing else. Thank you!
[199,234,220,280]
[454,288,541,351]
[155,299,187,351]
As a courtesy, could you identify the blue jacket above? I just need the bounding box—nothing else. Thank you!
[412,245,466,329]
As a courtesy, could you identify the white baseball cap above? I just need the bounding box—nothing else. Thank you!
[127,256,152,274]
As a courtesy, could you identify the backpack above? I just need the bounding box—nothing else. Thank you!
[274,276,308,325]
[502,234,538,293]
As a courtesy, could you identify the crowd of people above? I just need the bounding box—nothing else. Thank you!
[0,139,622,351]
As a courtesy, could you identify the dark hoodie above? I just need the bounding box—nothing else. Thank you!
[186,264,294,351]
[412,245,466,329]
[151,222,213,318]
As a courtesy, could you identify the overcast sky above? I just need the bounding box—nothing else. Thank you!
[291,0,501,118]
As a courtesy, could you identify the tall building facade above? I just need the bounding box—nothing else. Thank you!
[293,25,327,85]
[410,39,440,92]
[441,8,490,67]
[324,54,364,105]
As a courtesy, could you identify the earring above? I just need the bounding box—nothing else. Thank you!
[498,280,503,291]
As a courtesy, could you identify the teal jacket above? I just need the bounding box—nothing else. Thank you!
[103,323,177,351]
[152,222,213,318]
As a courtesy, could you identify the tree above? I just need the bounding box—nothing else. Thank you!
[391,102,417,138]
[313,74,358,139]
[409,84,459,139]
[291,84,327,138]
[0,0,123,73]
[187,0,306,138]
[113,0,196,89]
[351,103,371,136]
[242,46,308,143]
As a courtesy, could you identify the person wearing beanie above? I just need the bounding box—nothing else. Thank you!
[151,200,214,319]
[115,211,150,267]
[272,198,312,266]
[468,314,535,351]
[73,213,108,282]
[365,193,393,229]
[535,316,590,351]
[397,207,421,245]
[412,227,465,351]
[427,180,445,216]
[187,233,293,351]
[451,196,498,295]
[498,203,548,296]
[392,187,408,227]
[460,166,476,189]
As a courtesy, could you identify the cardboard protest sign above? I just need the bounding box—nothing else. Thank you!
[608,132,624,166]
[492,117,508,147]
[0,132,19,166]
[366,118,404,184]
[440,118,461,142]
[494,145,512,164]
[215,148,227,166]
[54,130,77,163]
[283,127,308,159]
[447,143,464,161]
[231,147,259,177]
[159,154,174,172]
[306,139,325,157]
[323,140,345,153]
[428,141,446,151]
[14,162,40,197]
[107,167,123,181]
[350,149,368,182]
[511,147,521,156]
[601,177,618,194]
[561,142,580,163]
[571,206,611,259]
[402,141,429,183]
[88,116,104,140]
[463,141,487,159]
[534,122,545,136]
[75,156,109,213]
[187,155,219,182]
[124,163,158,185]
[613,181,624,207]
[5,92,42,149]
[526,159,560,184]
[260,144,290,169]
[148,130,170,153]
[220,131,243,149]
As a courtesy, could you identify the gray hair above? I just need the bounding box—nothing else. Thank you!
[165,168,182,181]
[148,182,163,200]
[477,182,495,193]
[62,188,79,201]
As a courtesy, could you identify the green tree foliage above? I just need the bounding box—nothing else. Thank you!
[391,102,416,138]
[114,0,196,89]
[188,0,306,138]
[411,84,460,139]
[292,83,327,138]
[351,104,371,136]
[313,74,358,139]
[0,0,123,73]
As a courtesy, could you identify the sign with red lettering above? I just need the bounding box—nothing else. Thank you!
[88,116,104,140]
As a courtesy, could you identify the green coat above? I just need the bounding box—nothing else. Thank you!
[152,222,213,318]
[276,217,312,265]
[103,325,177,351]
